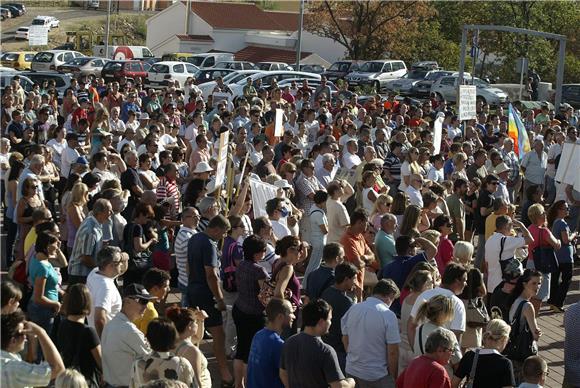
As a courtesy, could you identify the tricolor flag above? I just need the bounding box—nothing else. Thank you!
[508,103,531,160]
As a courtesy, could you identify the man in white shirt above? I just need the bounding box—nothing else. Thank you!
[408,263,468,346]
[174,207,200,307]
[521,138,547,194]
[61,133,80,178]
[86,246,127,337]
[101,284,153,387]
[326,180,352,244]
[341,279,401,387]
[545,131,564,203]
[484,215,533,295]
[342,140,361,170]
[266,197,291,240]
[315,153,336,189]
[405,174,424,208]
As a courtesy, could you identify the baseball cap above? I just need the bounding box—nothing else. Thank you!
[66,133,79,141]
[123,283,157,301]
[75,156,89,165]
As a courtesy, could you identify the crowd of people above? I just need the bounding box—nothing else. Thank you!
[1,70,580,388]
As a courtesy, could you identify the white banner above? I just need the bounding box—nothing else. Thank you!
[28,26,49,46]
[249,178,278,219]
[274,108,284,137]
[555,142,575,183]
[458,85,477,121]
[433,116,443,155]
[214,131,229,188]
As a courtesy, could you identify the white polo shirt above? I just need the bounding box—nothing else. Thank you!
[341,297,401,380]
[86,268,122,329]
[410,287,466,333]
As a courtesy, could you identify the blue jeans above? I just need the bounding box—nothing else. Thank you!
[178,283,189,307]
[544,175,556,204]
[27,300,56,361]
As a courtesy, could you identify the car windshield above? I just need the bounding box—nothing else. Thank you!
[31,18,47,26]
[34,52,54,62]
[150,64,169,73]
[406,70,429,79]
[359,62,384,73]
[227,73,254,84]
[17,27,28,31]
[187,57,205,67]
[4,53,19,61]
[142,48,154,58]
[257,63,272,70]
[329,62,350,72]
[426,71,448,81]
[103,62,123,71]
[471,78,489,88]
[67,57,91,66]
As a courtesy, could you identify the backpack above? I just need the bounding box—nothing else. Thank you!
[221,239,240,293]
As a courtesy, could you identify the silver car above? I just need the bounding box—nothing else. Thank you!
[56,57,110,80]
[384,68,432,95]
[431,75,508,106]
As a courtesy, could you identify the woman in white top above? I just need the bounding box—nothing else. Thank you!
[46,126,67,170]
[326,180,353,244]
[399,147,422,191]
[137,153,160,190]
[303,191,329,285]
[361,171,380,214]
[108,107,126,143]
[451,152,469,181]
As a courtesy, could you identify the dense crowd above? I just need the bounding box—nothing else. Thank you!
[1,71,580,388]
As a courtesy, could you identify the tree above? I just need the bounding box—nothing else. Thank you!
[304,1,433,60]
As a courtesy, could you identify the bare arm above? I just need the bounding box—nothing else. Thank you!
[407,318,417,352]
[329,378,355,388]
[32,277,59,312]
[523,303,541,340]
[90,344,102,370]
[415,237,437,261]
[387,343,399,378]
[512,220,534,244]
[274,265,293,299]
[93,307,108,338]
[342,335,349,352]
[204,266,224,302]
[26,321,65,380]
[280,368,289,388]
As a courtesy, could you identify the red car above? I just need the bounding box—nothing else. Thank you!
[101,60,150,82]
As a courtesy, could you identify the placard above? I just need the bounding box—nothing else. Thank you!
[335,167,356,187]
[274,108,284,137]
[563,144,580,187]
[458,85,477,121]
[555,142,575,183]
[28,25,49,46]
[433,116,443,155]
[212,92,231,105]
[249,178,278,219]
[214,131,229,188]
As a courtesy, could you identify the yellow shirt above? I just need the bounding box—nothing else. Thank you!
[24,228,38,257]
[485,214,501,240]
[133,301,158,335]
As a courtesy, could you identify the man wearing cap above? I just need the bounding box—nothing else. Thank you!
[101,283,153,388]
[86,246,128,337]
[494,163,512,204]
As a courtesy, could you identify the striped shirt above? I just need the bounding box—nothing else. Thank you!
[175,226,196,288]
[68,215,103,277]
[196,217,210,234]
[156,177,180,217]
[0,350,52,388]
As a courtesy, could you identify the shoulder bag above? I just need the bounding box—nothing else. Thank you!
[466,297,490,328]
[498,236,521,274]
[464,348,480,388]
[503,300,538,361]
[258,260,293,308]
[532,227,558,273]
[123,223,152,272]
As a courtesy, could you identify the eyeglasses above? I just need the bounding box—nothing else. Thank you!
[131,298,149,305]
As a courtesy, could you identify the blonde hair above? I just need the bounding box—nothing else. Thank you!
[55,369,88,388]
[415,295,455,325]
[371,194,393,217]
[421,229,441,246]
[70,182,89,206]
[453,241,474,265]
[400,205,422,237]
[453,152,467,164]
[483,319,511,343]
[528,203,545,225]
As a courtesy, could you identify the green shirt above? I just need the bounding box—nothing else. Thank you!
[375,230,396,269]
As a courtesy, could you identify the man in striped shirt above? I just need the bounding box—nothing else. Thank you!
[156,163,181,219]
[174,207,200,307]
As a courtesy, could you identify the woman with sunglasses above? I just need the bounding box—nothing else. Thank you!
[433,215,455,275]
[371,193,393,231]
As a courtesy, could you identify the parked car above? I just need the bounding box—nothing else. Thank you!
[277,78,338,96]
[20,71,72,99]
[101,60,149,82]
[0,73,34,95]
[411,61,439,70]
[2,4,23,17]
[198,69,261,98]
[229,71,321,98]
[345,60,407,91]
[430,75,508,106]
[0,7,13,19]
[193,68,236,85]
[161,52,195,62]
[323,60,363,82]
[384,68,438,95]
[292,64,326,74]
[214,61,256,71]
[147,61,199,89]
[1,51,36,70]
[412,70,456,97]
[56,57,110,80]
[31,50,85,72]
[562,84,580,109]
[186,53,234,68]
[31,15,60,30]
[257,62,293,71]
[14,26,29,40]
[92,45,154,60]
[3,3,25,15]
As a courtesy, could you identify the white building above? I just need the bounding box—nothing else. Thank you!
[146,1,344,66]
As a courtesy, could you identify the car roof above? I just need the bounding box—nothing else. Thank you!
[38,50,80,54]
[4,51,36,54]
[249,71,319,79]
[152,61,195,66]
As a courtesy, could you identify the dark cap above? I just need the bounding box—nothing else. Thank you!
[75,156,89,165]
[79,97,89,104]
[66,133,79,141]
[123,283,157,301]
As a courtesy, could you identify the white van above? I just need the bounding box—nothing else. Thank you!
[92,45,154,60]
[31,50,85,72]
[185,53,234,68]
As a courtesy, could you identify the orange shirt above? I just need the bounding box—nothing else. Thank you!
[264,123,280,147]
[340,228,369,291]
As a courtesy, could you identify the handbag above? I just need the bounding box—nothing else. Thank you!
[464,348,480,388]
[532,228,558,273]
[466,297,490,327]
[258,261,293,309]
[498,236,521,274]
[503,300,538,361]
[123,223,152,272]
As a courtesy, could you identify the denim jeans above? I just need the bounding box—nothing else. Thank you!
[178,283,189,307]
[27,300,56,362]
[544,175,556,204]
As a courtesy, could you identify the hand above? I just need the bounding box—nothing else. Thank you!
[193,307,209,320]
[216,299,226,311]
[23,321,45,336]
[53,302,61,314]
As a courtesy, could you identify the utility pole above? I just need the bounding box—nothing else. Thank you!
[105,0,112,58]
[295,0,304,68]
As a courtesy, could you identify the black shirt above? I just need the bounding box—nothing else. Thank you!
[489,282,512,322]
[121,167,143,203]
[454,350,515,388]
[57,319,101,388]
[305,266,335,300]
[474,189,494,233]
[321,286,353,353]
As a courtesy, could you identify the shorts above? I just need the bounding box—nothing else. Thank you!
[188,287,223,328]
[232,305,265,363]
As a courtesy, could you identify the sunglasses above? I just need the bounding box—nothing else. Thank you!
[131,298,150,305]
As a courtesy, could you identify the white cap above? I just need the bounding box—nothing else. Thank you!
[192,161,214,174]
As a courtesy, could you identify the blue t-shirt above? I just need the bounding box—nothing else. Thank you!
[443,158,454,178]
[187,232,218,293]
[28,256,59,302]
[247,328,285,388]
[552,218,574,264]
[379,252,427,315]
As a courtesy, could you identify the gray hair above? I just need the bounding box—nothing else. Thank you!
[30,154,45,167]
[503,137,514,146]
[124,150,138,164]
[321,153,335,165]
[96,246,121,269]
[424,328,457,354]
[380,213,396,227]
[198,196,216,214]
[55,368,89,388]
[93,198,112,215]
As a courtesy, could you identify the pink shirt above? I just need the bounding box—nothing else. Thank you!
[435,235,454,275]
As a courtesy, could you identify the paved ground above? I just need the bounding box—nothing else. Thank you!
[167,267,579,388]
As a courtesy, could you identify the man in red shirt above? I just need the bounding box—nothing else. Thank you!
[340,208,376,301]
[396,328,454,388]
[71,98,89,130]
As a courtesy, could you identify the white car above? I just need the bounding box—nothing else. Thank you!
[229,71,321,98]
[198,70,261,99]
[31,50,85,72]
[15,26,29,40]
[31,15,59,31]
[147,61,199,89]
[346,60,407,91]
[430,75,508,106]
